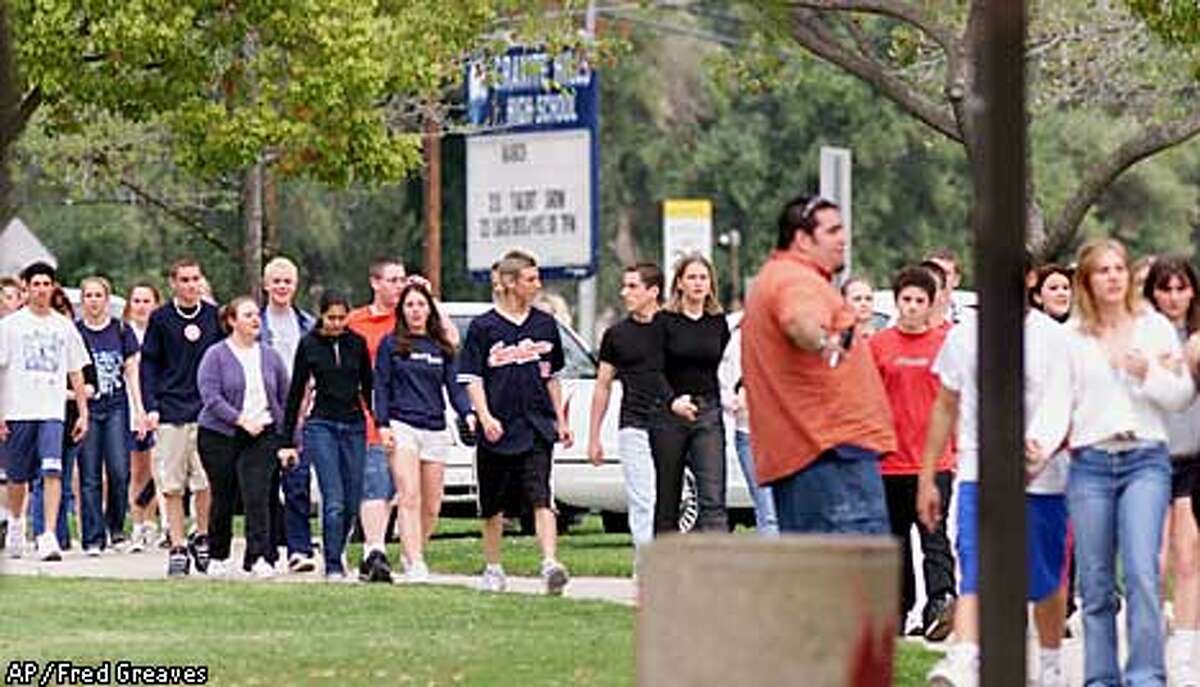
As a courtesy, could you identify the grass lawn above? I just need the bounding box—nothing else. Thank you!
[1,576,941,686]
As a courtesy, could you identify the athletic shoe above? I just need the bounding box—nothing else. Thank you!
[924,595,957,642]
[207,559,232,578]
[84,545,102,557]
[325,571,355,584]
[541,559,570,596]
[128,524,146,553]
[109,532,128,551]
[1038,664,1067,687]
[288,552,317,574]
[479,565,507,593]
[6,519,25,558]
[927,644,978,687]
[168,546,190,577]
[187,532,211,574]
[251,559,277,580]
[359,549,393,584]
[405,558,431,584]
[36,532,62,562]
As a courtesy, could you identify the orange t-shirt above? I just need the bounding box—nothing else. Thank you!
[347,305,396,445]
[742,251,896,484]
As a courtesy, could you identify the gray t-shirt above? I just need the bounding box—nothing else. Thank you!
[265,306,301,377]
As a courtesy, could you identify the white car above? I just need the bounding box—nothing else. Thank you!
[439,302,755,533]
[870,289,977,330]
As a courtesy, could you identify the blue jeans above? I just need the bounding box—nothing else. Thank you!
[1068,443,1170,687]
[31,443,78,548]
[304,418,366,574]
[734,430,778,536]
[770,444,889,535]
[282,445,313,557]
[618,427,655,548]
[80,405,131,549]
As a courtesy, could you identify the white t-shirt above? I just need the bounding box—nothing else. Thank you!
[265,306,301,378]
[930,310,1072,493]
[229,341,272,427]
[0,307,91,422]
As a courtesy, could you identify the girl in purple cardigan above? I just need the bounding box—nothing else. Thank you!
[197,296,289,578]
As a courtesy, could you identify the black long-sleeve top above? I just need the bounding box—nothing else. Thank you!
[282,329,373,447]
[662,310,730,400]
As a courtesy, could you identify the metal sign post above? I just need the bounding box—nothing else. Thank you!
[662,198,713,271]
[819,146,852,280]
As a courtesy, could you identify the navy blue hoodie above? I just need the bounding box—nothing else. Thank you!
[374,334,472,431]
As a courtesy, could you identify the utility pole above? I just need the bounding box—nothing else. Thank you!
[975,1,1028,684]
[718,228,741,310]
[422,105,443,297]
[576,0,599,345]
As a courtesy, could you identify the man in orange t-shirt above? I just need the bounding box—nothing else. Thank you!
[741,195,896,534]
[869,265,956,641]
[346,257,405,583]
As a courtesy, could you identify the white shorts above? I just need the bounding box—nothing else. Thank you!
[389,420,451,463]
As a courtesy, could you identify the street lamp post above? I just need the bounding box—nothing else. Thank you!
[718,228,741,310]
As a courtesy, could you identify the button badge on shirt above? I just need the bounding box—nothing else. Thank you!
[184,324,202,342]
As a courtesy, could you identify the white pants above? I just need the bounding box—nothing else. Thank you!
[619,427,656,549]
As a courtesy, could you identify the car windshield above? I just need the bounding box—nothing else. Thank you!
[449,314,597,379]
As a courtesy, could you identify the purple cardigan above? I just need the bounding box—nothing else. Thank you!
[197,340,290,437]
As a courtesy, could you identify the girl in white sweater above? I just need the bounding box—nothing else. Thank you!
[1066,239,1194,686]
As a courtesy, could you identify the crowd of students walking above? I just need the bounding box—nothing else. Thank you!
[5,192,1200,686]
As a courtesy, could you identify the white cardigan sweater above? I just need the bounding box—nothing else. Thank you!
[1066,310,1196,449]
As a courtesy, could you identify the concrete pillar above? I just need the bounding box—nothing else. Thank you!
[638,535,899,687]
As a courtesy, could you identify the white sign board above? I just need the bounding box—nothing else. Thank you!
[466,129,593,274]
[820,147,853,277]
[662,199,713,271]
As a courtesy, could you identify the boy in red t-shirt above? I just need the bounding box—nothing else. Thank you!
[869,265,957,642]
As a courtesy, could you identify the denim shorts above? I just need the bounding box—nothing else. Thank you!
[6,420,65,482]
[361,444,395,501]
[769,444,889,535]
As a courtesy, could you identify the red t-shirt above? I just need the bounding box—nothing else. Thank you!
[869,326,955,475]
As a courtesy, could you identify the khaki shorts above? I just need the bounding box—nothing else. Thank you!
[154,423,210,494]
[389,420,451,463]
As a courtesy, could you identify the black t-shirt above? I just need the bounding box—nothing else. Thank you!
[662,310,730,402]
[598,314,670,429]
[458,307,565,455]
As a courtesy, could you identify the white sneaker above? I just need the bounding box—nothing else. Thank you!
[479,565,507,593]
[325,571,355,584]
[1038,664,1067,687]
[84,546,102,557]
[6,518,25,558]
[207,559,232,578]
[928,645,978,687]
[405,558,431,584]
[541,559,570,596]
[36,532,62,562]
[251,559,277,580]
[287,552,317,573]
[128,524,146,553]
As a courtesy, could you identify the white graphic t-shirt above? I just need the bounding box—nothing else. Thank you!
[0,307,91,421]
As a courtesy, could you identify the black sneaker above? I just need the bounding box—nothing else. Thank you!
[168,546,191,577]
[187,532,211,574]
[359,549,393,583]
[923,595,957,643]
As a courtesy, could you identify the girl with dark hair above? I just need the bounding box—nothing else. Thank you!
[196,296,290,578]
[1143,255,1200,682]
[376,282,475,582]
[654,254,730,534]
[278,290,373,581]
[124,283,163,551]
[1030,264,1073,323]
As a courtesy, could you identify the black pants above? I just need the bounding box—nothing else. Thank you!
[649,404,727,534]
[883,471,956,624]
[198,427,280,570]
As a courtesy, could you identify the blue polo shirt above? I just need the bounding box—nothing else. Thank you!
[458,307,564,455]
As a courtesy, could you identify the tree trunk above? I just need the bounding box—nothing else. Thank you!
[263,166,279,258]
[243,160,264,301]
[422,108,442,296]
[612,205,639,266]
[0,5,16,225]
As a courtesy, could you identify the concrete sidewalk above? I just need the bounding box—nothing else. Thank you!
[0,539,638,606]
